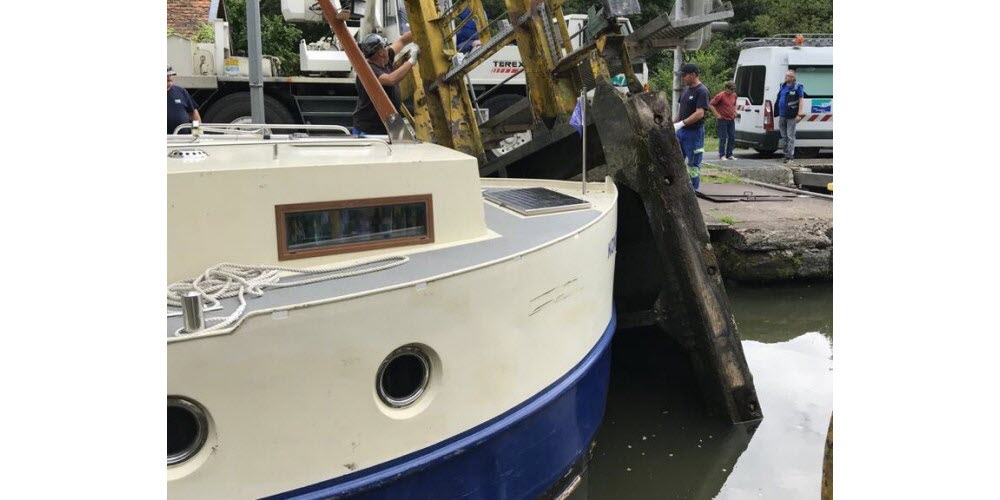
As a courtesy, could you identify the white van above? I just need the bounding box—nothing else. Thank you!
[732,37,833,156]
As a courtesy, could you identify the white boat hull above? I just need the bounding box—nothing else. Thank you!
[168,179,618,499]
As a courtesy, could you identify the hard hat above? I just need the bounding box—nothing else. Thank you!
[360,34,388,58]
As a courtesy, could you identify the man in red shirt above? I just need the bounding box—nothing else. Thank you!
[709,81,738,160]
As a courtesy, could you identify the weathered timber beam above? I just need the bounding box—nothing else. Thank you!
[590,81,762,423]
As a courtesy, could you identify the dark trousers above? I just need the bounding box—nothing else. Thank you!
[717,119,735,158]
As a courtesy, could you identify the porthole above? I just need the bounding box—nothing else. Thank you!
[167,397,209,466]
[376,346,431,408]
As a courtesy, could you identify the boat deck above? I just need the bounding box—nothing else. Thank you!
[167,184,614,339]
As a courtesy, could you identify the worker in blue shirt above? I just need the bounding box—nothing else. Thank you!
[673,63,710,191]
[167,65,201,134]
[775,69,806,163]
[456,8,483,53]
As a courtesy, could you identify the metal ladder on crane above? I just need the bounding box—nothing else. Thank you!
[401,0,580,160]
[626,4,734,52]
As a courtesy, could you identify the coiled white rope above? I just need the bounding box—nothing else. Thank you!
[167,255,409,335]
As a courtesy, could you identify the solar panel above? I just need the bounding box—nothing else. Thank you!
[483,187,591,216]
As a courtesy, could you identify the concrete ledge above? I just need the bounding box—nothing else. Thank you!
[698,182,833,283]
[709,225,832,282]
[702,158,794,186]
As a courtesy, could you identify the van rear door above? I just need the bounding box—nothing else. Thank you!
[734,65,765,128]
[733,64,774,150]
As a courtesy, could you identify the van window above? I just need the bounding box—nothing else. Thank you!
[792,66,833,98]
[735,65,766,104]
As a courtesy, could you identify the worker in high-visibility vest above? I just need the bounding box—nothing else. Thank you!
[775,69,807,163]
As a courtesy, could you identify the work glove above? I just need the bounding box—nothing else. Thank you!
[408,47,420,65]
[674,121,685,132]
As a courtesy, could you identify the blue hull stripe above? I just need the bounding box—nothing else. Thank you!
[265,310,617,500]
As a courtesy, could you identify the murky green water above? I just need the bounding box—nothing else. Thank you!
[574,283,832,499]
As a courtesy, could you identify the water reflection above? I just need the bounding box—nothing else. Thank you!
[577,283,832,499]
[715,333,833,499]
[727,282,833,342]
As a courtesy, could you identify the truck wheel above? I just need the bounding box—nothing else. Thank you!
[203,93,296,125]
[753,147,778,157]
[481,94,530,159]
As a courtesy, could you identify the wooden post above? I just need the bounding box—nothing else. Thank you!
[822,415,833,500]
[316,0,412,140]
[590,81,762,423]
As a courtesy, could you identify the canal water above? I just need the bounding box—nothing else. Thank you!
[572,282,833,499]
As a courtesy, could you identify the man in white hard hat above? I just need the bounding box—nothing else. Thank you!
[167,65,201,134]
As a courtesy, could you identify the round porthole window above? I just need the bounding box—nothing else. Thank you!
[167,397,209,466]
[376,346,431,408]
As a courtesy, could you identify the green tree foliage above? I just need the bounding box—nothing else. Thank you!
[480,0,507,19]
[751,0,833,35]
[226,0,304,75]
[193,22,216,43]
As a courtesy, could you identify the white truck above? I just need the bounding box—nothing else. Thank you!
[732,35,833,157]
[167,0,647,131]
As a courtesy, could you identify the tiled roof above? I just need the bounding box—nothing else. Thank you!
[167,0,214,37]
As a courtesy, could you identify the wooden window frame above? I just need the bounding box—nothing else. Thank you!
[275,194,434,261]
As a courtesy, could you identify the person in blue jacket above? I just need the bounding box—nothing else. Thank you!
[775,69,807,163]
[456,8,483,53]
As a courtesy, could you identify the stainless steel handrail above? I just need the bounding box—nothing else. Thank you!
[167,136,393,155]
[171,122,353,136]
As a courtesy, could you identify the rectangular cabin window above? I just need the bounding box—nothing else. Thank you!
[276,195,434,260]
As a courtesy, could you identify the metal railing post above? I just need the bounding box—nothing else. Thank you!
[247,0,266,123]
[581,88,587,195]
